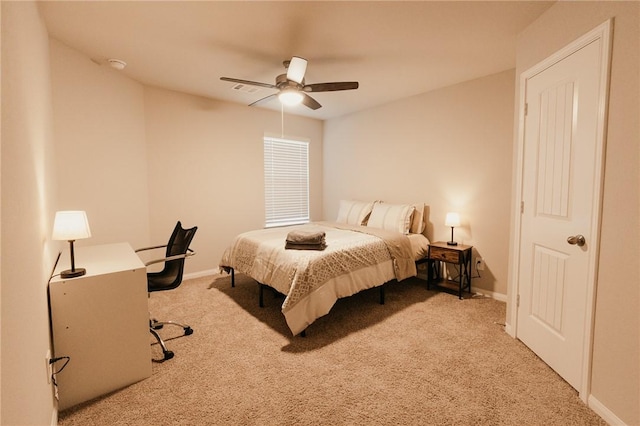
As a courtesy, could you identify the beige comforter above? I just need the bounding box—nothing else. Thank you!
[219,221,416,335]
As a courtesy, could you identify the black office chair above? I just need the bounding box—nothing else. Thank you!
[136,221,198,361]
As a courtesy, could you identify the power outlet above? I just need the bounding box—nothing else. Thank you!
[45,349,53,384]
[476,258,485,271]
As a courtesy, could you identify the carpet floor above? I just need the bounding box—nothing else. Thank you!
[58,274,606,425]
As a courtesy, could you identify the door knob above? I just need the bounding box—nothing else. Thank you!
[567,235,586,247]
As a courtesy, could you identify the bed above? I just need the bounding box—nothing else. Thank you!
[219,201,429,335]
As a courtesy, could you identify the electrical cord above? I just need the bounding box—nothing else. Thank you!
[443,263,460,281]
[50,356,70,387]
[444,263,482,280]
[48,251,62,283]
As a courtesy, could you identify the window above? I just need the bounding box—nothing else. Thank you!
[263,137,309,227]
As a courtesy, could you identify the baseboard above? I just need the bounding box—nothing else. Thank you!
[183,269,218,280]
[504,323,515,337]
[588,394,627,425]
[473,288,508,302]
[51,407,58,426]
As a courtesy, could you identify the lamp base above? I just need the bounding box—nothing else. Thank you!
[60,268,86,279]
[447,241,458,246]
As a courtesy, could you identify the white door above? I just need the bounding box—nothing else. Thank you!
[516,22,611,393]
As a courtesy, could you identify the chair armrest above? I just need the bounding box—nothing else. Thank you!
[144,248,196,267]
[135,244,168,253]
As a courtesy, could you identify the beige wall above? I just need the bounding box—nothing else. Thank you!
[513,2,639,424]
[1,2,58,424]
[323,70,515,298]
[47,38,324,276]
[1,10,323,423]
[50,40,151,250]
[143,87,324,274]
[3,1,636,425]
[47,37,324,276]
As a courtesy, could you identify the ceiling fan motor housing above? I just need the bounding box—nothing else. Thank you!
[220,56,358,110]
[276,74,303,90]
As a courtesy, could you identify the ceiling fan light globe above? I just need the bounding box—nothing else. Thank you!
[278,90,304,106]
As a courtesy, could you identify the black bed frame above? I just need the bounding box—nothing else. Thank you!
[224,266,387,337]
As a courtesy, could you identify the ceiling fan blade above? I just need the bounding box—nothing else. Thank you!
[220,77,276,89]
[286,56,307,84]
[249,93,277,107]
[301,93,322,110]
[303,82,359,92]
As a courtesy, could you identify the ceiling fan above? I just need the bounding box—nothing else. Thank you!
[220,56,358,110]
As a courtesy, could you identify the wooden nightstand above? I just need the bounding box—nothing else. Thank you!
[427,241,473,299]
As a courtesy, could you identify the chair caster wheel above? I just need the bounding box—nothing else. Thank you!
[184,326,193,336]
[163,350,174,360]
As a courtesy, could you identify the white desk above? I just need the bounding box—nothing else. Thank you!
[49,242,152,410]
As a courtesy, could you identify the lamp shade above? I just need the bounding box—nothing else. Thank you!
[52,211,92,241]
[445,212,461,228]
[278,89,304,106]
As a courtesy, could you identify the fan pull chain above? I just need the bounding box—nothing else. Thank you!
[281,102,284,139]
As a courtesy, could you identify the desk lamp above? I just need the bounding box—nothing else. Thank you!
[52,211,92,278]
[445,212,460,246]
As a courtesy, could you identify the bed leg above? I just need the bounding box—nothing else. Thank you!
[259,283,265,308]
[380,285,385,305]
[231,268,235,287]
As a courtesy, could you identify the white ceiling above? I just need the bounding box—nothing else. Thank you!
[39,1,554,120]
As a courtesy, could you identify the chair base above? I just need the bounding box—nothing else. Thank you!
[150,318,193,360]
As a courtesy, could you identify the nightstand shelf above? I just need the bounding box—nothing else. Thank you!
[426,241,473,299]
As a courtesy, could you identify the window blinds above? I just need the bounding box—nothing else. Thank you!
[264,137,309,227]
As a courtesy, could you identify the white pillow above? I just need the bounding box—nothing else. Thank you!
[410,203,425,234]
[336,200,374,226]
[367,203,415,234]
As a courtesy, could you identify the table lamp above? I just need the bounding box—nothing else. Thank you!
[445,212,460,246]
[52,210,92,278]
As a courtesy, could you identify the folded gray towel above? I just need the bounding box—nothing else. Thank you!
[286,229,326,245]
[285,242,327,251]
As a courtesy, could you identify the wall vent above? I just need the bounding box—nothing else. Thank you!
[231,84,261,94]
